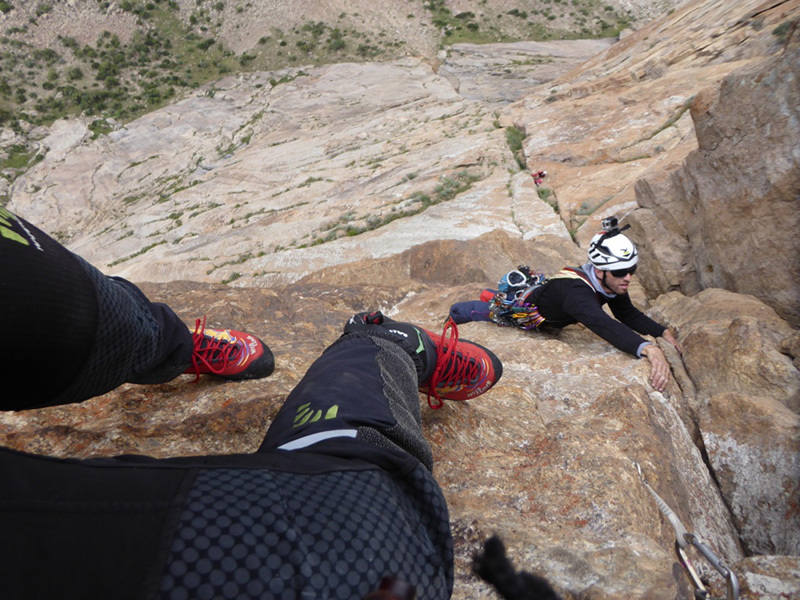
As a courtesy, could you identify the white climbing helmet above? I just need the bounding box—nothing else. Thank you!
[588,228,639,270]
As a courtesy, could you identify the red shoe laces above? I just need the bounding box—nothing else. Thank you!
[188,317,242,381]
[426,318,479,409]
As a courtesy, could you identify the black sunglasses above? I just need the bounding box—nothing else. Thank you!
[609,265,637,278]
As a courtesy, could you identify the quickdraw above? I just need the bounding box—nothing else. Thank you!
[634,463,740,600]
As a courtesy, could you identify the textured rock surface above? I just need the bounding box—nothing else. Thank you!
[652,288,800,567]
[3,1,800,598]
[10,58,541,287]
[438,39,616,104]
[508,0,799,249]
[3,244,799,598]
[651,289,800,413]
[702,392,800,556]
[632,23,800,325]
[737,555,800,599]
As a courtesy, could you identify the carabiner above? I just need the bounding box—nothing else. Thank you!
[633,463,739,600]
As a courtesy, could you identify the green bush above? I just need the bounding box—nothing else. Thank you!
[505,126,526,169]
[356,43,379,57]
[60,36,79,51]
[1,144,36,169]
[327,28,346,51]
[89,118,113,139]
[302,21,326,38]
[773,21,791,43]
[0,108,12,124]
[33,48,60,64]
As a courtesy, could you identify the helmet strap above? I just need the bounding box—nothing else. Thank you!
[599,269,613,294]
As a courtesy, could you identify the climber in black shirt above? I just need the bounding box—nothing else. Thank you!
[449,216,682,392]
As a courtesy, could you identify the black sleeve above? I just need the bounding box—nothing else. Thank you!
[558,283,652,356]
[607,294,667,338]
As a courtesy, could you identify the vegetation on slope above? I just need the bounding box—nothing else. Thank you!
[0,0,635,130]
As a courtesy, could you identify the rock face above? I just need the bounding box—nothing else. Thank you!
[438,39,616,104]
[3,242,798,599]
[633,28,800,326]
[507,0,799,251]
[703,393,799,556]
[10,58,544,287]
[651,289,800,557]
[3,1,800,599]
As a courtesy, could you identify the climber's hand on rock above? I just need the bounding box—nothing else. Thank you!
[661,328,683,355]
[642,344,670,392]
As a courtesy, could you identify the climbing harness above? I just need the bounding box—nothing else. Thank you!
[633,463,740,600]
[489,266,549,330]
[488,293,546,330]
